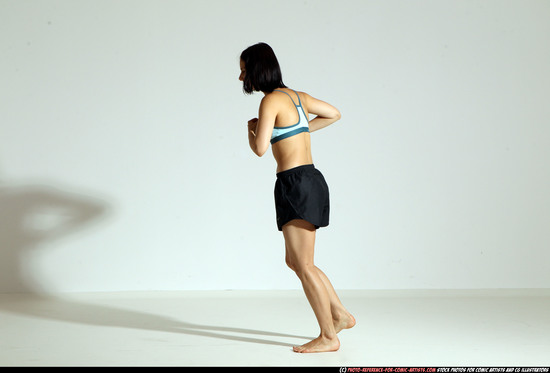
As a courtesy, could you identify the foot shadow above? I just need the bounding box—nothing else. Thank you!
[0,182,306,348]
[1,293,308,348]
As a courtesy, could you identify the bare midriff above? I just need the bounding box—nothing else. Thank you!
[272,132,313,173]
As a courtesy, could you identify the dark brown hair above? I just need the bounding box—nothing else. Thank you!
[240,42,287,94]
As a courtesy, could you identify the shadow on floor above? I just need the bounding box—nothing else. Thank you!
[1,293,306,348]
[0,181,307,348]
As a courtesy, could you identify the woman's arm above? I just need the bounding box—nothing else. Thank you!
[247,95,277,157]
[248,118,261,155]
[304,93,341,132]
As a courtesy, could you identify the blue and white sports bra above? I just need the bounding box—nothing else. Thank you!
[270,89,310,145]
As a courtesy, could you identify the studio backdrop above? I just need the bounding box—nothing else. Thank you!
[1,0,549,293]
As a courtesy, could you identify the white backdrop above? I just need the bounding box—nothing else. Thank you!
[1,0,549,293]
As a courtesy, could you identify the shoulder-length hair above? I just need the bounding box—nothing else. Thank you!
[240,42,287,94]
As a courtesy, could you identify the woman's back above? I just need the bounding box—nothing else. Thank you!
[240,42,340,167]
[269,88,313,172]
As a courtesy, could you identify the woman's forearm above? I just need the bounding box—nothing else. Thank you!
[309,113,341,133]
[248,129,258,153]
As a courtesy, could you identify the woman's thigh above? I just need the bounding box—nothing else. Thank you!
[283,219,317,270]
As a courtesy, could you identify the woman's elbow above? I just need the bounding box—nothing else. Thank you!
[255,149,266,157]
[255,142,269,157]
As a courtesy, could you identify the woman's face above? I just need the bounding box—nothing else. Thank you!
[239,59,246,82]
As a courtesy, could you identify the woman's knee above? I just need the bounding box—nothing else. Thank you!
[285,254,296,272]
[285,256,312,277]
[292,262,317,280]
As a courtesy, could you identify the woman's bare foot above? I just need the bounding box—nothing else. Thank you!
[293,335,340,353]
[333,312,356,334]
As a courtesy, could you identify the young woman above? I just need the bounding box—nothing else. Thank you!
[239,42,355,353]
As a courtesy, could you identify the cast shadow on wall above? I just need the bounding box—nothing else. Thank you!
[0,180,304,348]
[0,182,110,293]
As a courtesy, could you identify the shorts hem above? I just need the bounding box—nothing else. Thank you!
[277,217,328,231]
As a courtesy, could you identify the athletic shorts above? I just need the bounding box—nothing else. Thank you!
[274,164,330,231]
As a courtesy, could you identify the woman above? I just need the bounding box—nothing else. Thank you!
[239,42,355,353]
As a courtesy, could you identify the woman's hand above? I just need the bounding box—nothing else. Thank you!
[248,118,258,136]
[248,118,259,154]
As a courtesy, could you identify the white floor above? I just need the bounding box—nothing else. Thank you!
[0,289,549,367]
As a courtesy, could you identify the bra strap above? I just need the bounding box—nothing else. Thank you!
[291,90,302,106]
[274,89,299,106]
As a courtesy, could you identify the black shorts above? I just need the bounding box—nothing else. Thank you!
[274,164,330,231]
